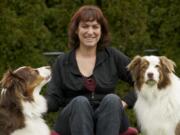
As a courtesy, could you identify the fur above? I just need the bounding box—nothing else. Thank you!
[127,55,180,135]
[0,66,51,135]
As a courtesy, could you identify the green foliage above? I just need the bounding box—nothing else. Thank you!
[0,0,180,131]
[103,0,151,56]
[0,0,50,75]
[44,111,58,128]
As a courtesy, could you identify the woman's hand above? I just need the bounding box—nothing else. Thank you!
[121,100,128,109]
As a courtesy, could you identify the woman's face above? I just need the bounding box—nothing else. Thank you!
[77,20,101,48]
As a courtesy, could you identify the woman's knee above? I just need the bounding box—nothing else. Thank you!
[104,94,120,101]
[102,94,122,107]
[71,96,90,108]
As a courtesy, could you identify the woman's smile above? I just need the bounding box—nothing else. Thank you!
[77,20,101,47]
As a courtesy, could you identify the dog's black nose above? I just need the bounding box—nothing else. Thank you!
[147,72,154,79]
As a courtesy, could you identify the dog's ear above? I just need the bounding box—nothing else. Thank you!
[160,56,176,73]
[1,70,26,95]
[1,70,15,89]
[127,55,142,72]
[127,55,142,82]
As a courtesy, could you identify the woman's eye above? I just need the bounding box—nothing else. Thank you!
[93,25,99,29]
[93,26,98,29]
[81,25,88,28]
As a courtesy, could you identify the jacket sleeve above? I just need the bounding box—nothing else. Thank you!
[111,48,137,108]
[46,55,65,112]
[122,89,137,108]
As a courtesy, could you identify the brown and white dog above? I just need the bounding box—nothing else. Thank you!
[127,55,180,135]
[0,66,51,135]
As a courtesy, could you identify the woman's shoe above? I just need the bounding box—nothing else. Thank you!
[51,130,60,135]
[119,127,138,135]
[51,127,138,135]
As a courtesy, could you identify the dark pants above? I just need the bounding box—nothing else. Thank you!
[54,94,129,135]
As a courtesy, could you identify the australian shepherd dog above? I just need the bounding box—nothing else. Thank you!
[127,55,180,135]
[0,66,51,135]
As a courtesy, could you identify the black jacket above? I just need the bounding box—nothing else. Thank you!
[46,47,137,112]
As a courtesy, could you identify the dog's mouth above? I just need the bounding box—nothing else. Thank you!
[145,79,157,86]
[45,75,51,82]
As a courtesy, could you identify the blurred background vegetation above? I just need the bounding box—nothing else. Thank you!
[0,0,180,131]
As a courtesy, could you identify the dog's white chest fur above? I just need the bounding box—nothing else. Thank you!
[11,95,50,135]
[135,74,180,135]
[11,118,50,135]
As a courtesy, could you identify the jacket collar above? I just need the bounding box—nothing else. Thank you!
[68,48,109,76]
[95,48,109,66]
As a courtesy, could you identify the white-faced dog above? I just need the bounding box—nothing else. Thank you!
[0,66,51,135]
[127,55,180,135]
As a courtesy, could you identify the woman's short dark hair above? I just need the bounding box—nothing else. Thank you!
[68,5,110,50]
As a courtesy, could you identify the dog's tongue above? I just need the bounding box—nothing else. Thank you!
[146,80,156,86]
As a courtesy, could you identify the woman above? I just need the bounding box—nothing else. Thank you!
[47,5,138,135]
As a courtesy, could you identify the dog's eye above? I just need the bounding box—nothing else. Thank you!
[141,63,148,69]
[34,69,39,74]
[155,65,160,68]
